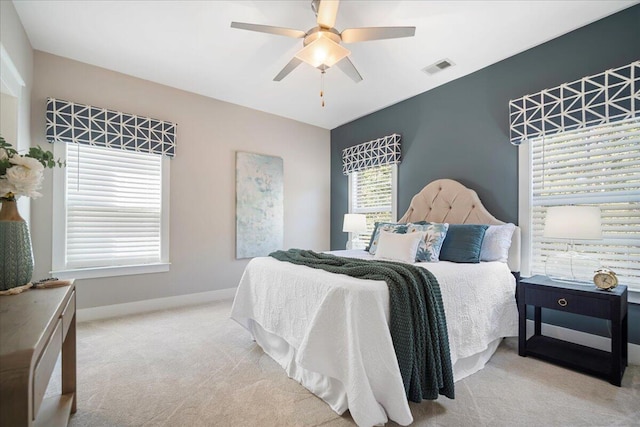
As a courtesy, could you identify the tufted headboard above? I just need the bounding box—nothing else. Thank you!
[398,179,521,272]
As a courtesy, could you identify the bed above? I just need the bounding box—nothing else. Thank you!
[231,179,520,426]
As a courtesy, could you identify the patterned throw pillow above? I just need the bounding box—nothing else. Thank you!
[406,222,450,262]
[368,222,408,255]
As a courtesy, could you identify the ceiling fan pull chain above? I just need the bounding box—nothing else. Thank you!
[320,69,326,107]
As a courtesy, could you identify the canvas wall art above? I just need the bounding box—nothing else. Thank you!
[236,152,284,258]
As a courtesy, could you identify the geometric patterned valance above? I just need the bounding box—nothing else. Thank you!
[46,98,177,157]
[509,60,639,145]
[342,133,401,175]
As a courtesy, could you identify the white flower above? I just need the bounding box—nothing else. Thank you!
[0,148,7,161]
[2,154,45,198]
[10,154,45,172]
[0,177,14,198]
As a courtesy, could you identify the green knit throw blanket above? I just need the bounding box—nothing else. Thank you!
[269,249,455,401]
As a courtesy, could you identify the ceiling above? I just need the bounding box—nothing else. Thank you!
[12,1,636,130]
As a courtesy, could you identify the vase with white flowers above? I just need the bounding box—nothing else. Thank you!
[0,135,63,293]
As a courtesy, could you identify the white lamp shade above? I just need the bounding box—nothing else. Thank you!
[343,214,367,233]
[543,206,602,240]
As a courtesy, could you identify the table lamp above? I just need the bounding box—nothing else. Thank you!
[543,205,602,283]
[343,214,367,250]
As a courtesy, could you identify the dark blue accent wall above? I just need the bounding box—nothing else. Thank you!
[330,6,640,343]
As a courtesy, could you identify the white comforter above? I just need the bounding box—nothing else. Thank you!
[231,250,518,426]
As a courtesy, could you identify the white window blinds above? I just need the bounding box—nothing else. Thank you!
[530,117,640,290]
[64,143,163,268]
[349,164,397,247]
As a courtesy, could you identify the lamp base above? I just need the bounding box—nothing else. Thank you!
[346,237,360,251]
[545,251,601,284]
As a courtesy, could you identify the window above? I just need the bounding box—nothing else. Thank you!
[520,117,640,291]
[52,143,170,279]
[348,164,398,248]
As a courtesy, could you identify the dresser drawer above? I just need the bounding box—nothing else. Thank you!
[525,287,610,318]
[33,319,62,419]
[62,291,76,338]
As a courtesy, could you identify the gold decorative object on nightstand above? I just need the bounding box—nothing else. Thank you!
[593,268,618,290]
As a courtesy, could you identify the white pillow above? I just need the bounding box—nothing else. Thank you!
[480,223,516,263]
[374,230,424,264]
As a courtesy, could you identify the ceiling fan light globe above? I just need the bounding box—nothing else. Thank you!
[295,36,350,69]
[314,49,328,65]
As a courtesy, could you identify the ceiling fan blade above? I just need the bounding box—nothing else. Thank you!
[341,26,416,43]
[337,57,363,83]
[230,22,306,38]
[273,57,303,81]
[316,0,340,29]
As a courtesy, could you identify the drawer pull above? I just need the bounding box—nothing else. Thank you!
[558,298,568,307]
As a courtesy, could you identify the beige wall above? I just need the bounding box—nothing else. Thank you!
[0,93,18,145]
[1,0,33,223]
[31,51,330,309]
[0,1,32,148]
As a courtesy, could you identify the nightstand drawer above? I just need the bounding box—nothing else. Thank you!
[525,287,610,318]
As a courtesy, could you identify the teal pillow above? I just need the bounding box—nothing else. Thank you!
[439,224,488,263]
[367,222,408,255]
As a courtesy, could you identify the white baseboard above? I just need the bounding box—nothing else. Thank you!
[526,320,640,366]
[77,287,237,322]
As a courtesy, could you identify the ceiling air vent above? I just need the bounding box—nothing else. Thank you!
[423,59,455,75]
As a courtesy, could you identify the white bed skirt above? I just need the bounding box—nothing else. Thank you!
[248,318,503,424]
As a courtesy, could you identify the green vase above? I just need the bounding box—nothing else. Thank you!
[0,199,34,291]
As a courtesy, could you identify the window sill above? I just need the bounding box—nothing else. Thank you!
[51,263,171,280]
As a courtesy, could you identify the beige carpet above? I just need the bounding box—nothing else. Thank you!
[47,299,639,426]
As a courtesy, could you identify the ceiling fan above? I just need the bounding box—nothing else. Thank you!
[230,0,416,83]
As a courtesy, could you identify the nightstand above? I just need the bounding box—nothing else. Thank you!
[517,275,627,386]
